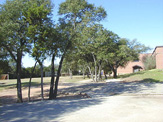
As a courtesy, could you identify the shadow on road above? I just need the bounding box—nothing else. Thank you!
[0,78,163,122]
[0,97,104,122]
[59,78,163,97]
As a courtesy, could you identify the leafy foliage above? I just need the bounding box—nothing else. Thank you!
[142,54,156,70]
[0,0,151,102]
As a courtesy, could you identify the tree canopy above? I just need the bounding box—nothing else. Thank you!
[0,0,150,102]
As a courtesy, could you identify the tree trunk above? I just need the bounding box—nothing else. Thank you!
[3,45,23,102]
[54,55,64,99]
[28,61,37,102]
[104,74,108,79]
[49,54,55,100]
[108,63,117,78]
[94,67,97,82]
[87,72,90,79]
[103,70,107,79]
[16,53,23,103]
[98,61,102,81]
[87,66,94,82]
[92,53,97,82]
[87,73,90,79]
[69,68,72,79]
[113,68,117,78]
[82,68,85,79]
[40,63,44,100]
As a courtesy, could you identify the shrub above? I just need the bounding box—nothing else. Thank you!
[142,55,156,70]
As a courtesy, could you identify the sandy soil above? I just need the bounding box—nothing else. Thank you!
[0,82,79,105]
[0,79,93,105]
[1,80,163,122]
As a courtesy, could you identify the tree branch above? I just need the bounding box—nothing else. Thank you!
[2,44,17,62]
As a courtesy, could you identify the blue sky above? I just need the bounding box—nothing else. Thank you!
[0,0,163,67]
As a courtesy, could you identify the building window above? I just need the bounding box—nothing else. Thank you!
[133,65,142,73]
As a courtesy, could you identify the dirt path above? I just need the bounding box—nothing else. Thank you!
[0,78,93,105]
[1,81,163,122]
[0,82,79,105]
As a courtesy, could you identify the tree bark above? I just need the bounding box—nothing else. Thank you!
[104,74,108,79]
[82,68,85,79]
[49,54,55,100]
[69,68,72,79]
[113,68,117,78]
[28,61,37,102]
[87,66,94,82]
[87,73,90,78]
[40,63,44,100]
[92,53,97,82]
[5,46,23,103]
[53,55,64,99]
[16,52,23,103]
[98,61,102,81]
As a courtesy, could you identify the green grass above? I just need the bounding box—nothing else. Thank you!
[0,76,88,91]
[120,69,163,82]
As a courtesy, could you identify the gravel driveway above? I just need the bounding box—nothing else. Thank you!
[1,81,163,122]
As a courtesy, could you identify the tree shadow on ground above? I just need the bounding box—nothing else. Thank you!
[103,78,163,95]
[0,83,16,89]
[0,78,163,122]
[0,97,104,122]
[118,71,145,78]
[59,78,163,97]
[0,95,16,106]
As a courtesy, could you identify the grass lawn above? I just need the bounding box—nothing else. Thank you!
[1,69,162,91]
[120,69,163,82]
[0,76,88,91]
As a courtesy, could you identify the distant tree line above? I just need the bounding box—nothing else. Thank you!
[8,64,58,79]
[0,0,149,102]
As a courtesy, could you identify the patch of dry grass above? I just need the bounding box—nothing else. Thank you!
[121,69,163,82]
[0,76,88,91]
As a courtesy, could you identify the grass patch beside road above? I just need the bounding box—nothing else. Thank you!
[121,69,163,82]
[0,76,87,91]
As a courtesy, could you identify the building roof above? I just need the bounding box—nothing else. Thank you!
[133,65,143,69]
[152,46,163,55]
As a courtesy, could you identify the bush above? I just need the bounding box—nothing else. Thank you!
[142,55,156,70]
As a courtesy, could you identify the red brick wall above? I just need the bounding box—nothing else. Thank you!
[115,46,163,75]
[117,54,149,75]
[153,46,163,69]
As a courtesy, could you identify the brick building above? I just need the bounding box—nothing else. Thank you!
[117,46,163,75]
[152,46,163,69]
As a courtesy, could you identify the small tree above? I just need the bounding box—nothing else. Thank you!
[79,24,107,82]
[50,0,107,98]
[48,27,63,100]
[105,38,150,78]
[142,55,156,70]
[62,53,79,79]
[0,0,32,102]
[24,0,53,100]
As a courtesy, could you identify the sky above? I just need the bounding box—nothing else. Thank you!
[0,0,163,67]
